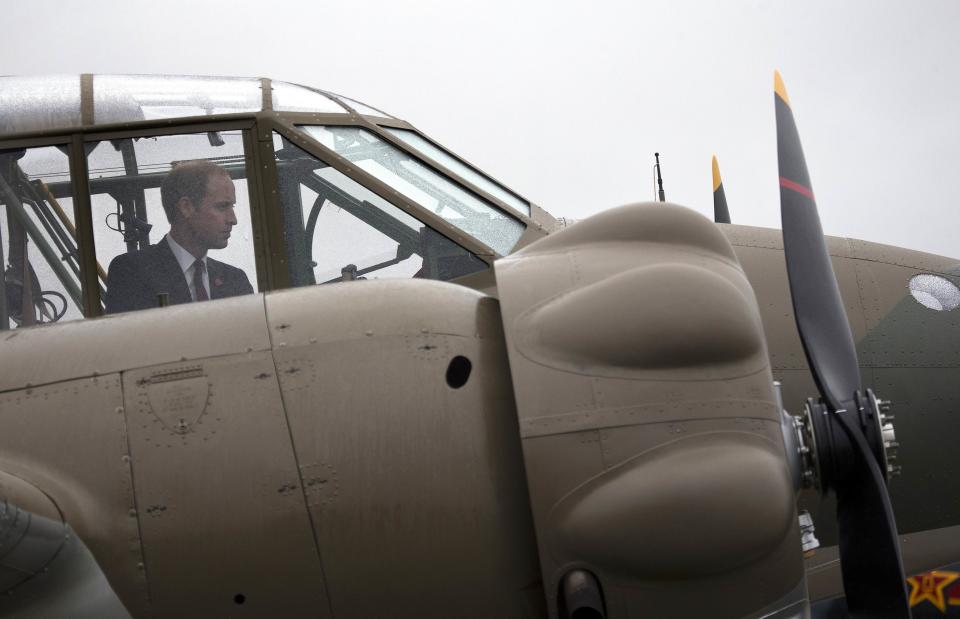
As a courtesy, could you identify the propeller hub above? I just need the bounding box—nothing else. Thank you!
[794,390,902,494]
[862,390,901,480]
[795,398,826,492]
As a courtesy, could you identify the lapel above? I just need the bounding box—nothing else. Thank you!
[153,239,192,305]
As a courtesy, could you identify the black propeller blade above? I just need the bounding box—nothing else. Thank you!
[775,73,860,411]
[712,155,731,224]
[774,71,910,618]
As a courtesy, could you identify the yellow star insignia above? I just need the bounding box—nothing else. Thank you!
[908,570,960,613]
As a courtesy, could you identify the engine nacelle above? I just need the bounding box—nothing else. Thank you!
[495,203,806,618]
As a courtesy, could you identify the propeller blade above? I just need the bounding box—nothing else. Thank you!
[833,411,910,617]
[775,71,860,411]
[712,155,731,224]
[775,71,910,617]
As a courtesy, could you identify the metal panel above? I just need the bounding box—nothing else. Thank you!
[0,293,270,394]
[121,351,330,618]
[266,281,543,619]
[0,375,148,617]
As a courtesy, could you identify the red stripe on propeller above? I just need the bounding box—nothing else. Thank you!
[780,176,815,201]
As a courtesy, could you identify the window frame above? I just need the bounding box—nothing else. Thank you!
[0,109,528,323]
[0,139,83,326]
[78,120,261,316]
[295,124,526,257]
[267,116,508,245]
[252,113,503,290]
[270,133,489,287]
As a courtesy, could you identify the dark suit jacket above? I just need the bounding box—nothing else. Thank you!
[104,240,254,314]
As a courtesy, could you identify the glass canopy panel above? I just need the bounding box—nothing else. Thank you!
[94,75,262,124]
[299,126,524,256]
[84,131,258,314]
[0,75,81,134]
[273,134,487,286]
[385,128,530,217]
[271,81,347,113]
[330,94,394,118]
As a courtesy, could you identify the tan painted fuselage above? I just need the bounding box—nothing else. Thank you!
[1,203,958,617]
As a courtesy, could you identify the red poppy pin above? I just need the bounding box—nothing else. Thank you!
[213,277,223,287]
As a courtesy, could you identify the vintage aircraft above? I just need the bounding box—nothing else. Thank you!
[0,72,958,618]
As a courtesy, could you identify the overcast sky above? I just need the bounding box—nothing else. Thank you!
[3,0,958,258]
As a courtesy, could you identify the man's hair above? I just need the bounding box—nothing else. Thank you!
[160,160,229,224]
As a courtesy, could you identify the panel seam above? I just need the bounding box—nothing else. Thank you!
[263,295,336,618]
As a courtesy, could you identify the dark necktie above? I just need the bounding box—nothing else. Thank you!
[193,259,209,301]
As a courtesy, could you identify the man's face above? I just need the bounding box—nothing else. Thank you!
[183,171,237,251]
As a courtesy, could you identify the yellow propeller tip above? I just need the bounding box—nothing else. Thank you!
[712,155,722,192]
[774,70,791,106]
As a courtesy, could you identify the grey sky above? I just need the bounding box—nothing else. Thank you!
[3,0,958,258]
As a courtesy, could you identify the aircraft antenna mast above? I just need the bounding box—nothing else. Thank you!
[654,152,666,202]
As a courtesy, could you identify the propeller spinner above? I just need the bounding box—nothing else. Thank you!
[774,71,910,618]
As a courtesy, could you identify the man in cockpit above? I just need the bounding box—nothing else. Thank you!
[104,160,253,314]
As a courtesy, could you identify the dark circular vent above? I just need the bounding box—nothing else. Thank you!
[446,356,472,388]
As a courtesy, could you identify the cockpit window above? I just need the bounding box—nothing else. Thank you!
[86,131,259,315]
[94,75,262,124]
[384,128,530,217]
[271,81,346,114]
[274,133,487,286]
[297,125,524,256]
[0,145,83,329]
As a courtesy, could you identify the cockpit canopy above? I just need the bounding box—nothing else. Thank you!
[0,75,553,330]
[0,75,393,134]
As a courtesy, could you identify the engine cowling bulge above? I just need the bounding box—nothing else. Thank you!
[551,432,795,579]
[495,203,805,618]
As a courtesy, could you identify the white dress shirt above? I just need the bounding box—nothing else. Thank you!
[165,235,210,302]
